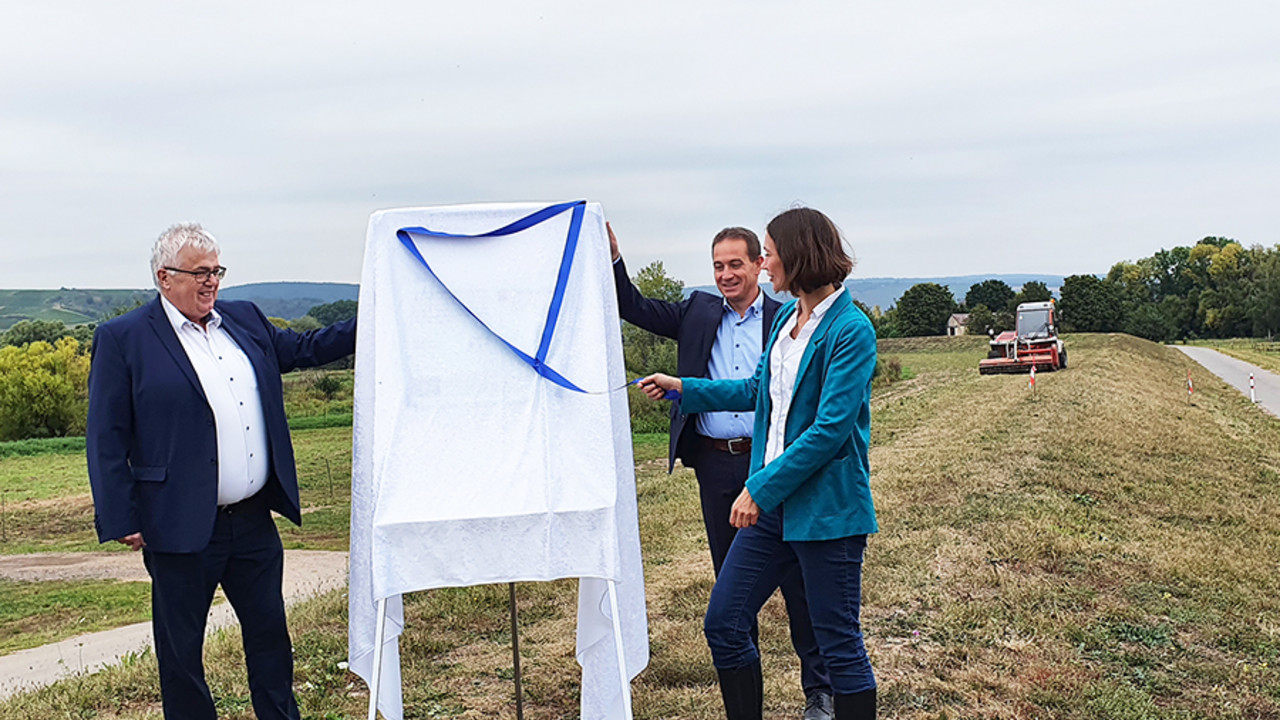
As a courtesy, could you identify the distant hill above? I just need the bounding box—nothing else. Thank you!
[0,288,154,331]
[687,274,1067,310]
[0,282,358,331]
[218,282,358,321]
[1,275,1067,331]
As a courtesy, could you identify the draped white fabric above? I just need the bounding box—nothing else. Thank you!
[348,202,648,720]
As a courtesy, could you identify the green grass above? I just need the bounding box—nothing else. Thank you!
[0,437,85,460]
[0,579,152,655]
[6,333,1280,717]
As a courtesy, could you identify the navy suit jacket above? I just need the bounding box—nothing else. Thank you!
[86,297,356,554]
[613,257,779,472]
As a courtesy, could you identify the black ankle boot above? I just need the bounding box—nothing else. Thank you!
[834,688,876,720]
[716,661,763,720]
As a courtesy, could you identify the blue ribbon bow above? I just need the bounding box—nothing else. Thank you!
[396,201,590,393]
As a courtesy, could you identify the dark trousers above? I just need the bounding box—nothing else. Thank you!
[143,493,299,720]
[689,437,831,696]
[704,508,875,695]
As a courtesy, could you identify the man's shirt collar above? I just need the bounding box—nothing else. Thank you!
[160,294,220,333]
[722,288,764,320]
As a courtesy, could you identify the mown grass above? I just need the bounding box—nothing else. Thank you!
[0,579,152,655]
[0,425,357,555]
[1188,338,1280,376]
[5,334,1280,718]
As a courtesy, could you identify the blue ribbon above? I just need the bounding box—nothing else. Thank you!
[396,201,590,393]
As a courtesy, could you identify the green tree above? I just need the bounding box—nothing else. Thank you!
[289,316,323,332]
[1125,301,1179,342]
[2,320,70,348]
[894,283,956,337]
[965,280,1014,315]
[1249,249,1280,338]
[1058,274,1124,332]
[307,300,358,326]
[0,338,91,440]
[965,304,996,336]
[621,261,683,376]
[633,261,684,303]
[1011,281,1053,310]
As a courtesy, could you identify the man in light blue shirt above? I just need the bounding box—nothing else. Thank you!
[612,225,835,720]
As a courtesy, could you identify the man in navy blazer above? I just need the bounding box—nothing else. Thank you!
[610,225,834,719]
[87,223,356,720]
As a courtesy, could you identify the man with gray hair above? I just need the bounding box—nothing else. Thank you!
[87,223,356,719]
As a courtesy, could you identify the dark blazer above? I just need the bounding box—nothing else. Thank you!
[613,257,780,472]
[86,297,356,554]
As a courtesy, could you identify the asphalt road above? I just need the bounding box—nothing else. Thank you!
[1174,346,1280,417]
[0,550,348,700]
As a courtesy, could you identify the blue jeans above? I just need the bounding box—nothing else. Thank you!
[704,508,875,695]
[690,439,831,696]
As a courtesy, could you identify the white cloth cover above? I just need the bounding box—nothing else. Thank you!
[348,202,648,720]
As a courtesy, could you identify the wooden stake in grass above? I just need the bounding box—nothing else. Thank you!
[325,458,334,502]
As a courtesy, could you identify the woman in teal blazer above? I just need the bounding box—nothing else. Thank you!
[641,207,878,720]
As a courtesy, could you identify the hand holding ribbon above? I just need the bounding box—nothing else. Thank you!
[636,374,682,401]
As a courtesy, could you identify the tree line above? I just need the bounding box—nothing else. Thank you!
[865,236,1279,342]
[0,299,358,441]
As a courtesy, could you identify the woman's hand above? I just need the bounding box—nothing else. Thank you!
[637,373,681,400]
[729,487,760,528]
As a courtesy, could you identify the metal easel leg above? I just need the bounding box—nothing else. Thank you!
[368,597,388,720]
[606,579,634,718]
[510,582,524,720]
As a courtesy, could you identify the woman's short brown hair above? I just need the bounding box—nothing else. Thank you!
[766,207,854,294]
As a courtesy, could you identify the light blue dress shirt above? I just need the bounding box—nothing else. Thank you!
[695,291,764,439]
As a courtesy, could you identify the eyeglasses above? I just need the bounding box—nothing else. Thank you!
[164,266,227,283]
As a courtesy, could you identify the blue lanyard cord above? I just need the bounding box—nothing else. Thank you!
[396,201,591,393]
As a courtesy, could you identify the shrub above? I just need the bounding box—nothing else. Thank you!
[312,373,345,400]
[0,338,91,440]
[627,384,671,434]
[872,355,906,388]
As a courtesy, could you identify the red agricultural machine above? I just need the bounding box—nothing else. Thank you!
[978,300,1067,374]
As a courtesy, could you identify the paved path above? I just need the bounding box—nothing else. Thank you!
[1175,346,1280,417]
[0,550,348,700]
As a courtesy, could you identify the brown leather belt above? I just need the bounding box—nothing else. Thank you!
[702,435,752,456]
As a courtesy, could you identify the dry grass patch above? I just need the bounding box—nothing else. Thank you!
[7,337,1280,718]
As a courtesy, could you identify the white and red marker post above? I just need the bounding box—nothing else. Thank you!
[1187,369,1194,404]
[1251,373,1256,403]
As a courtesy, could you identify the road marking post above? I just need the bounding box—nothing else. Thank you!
[1251,373,1256,403]
[1187,369,1194,404]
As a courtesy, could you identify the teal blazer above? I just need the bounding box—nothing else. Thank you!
[681,290,878,541]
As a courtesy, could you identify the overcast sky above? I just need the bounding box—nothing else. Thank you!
[2,0,1277,290]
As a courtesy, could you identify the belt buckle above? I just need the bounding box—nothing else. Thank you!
[727,437,748,455]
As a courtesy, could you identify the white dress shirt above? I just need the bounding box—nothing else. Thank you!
[764,287,846,467]
[160,296,270,506]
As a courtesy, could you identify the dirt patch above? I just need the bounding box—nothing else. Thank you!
[0,550,348,596]
[0,552,149,583]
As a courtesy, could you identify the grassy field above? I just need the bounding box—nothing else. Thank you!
[0,579,152,655]
[4,334,1280,718]
[1188,339,1280,376]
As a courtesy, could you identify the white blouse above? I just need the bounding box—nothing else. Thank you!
[764,287,846,466]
